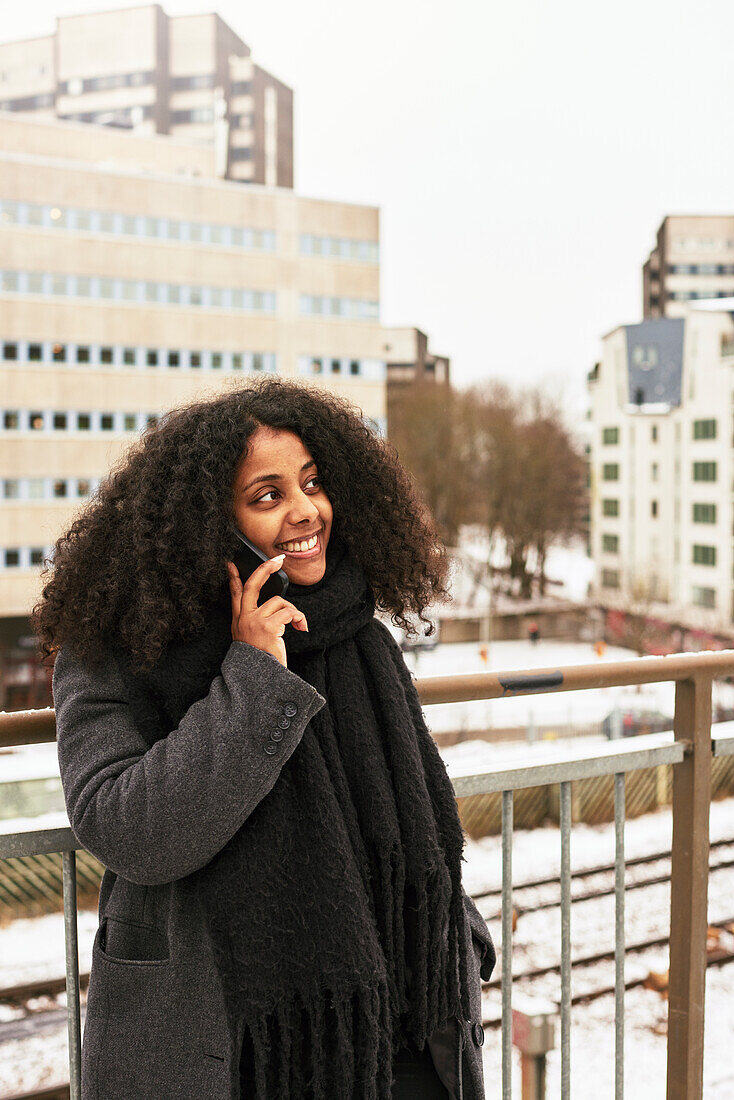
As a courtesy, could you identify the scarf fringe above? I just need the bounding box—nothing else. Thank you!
[240,976,395,1100]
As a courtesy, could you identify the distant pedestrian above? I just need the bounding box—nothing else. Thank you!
[528,619,539,644]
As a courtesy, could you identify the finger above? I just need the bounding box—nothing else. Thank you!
[241,554,286,611]
[226,562,243,622]
[268,607,308,631]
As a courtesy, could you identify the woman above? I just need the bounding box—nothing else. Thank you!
[35,376,495,1100]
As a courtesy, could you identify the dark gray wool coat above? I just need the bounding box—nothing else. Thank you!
[53,635,496,1100]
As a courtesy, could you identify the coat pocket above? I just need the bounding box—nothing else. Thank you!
[101,915,170,964]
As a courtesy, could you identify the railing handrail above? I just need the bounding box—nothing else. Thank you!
[3,647,734,749]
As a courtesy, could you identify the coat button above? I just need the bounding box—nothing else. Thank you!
[270,728,284,742]
[264,740,279,755]
[284,702,298,716]
[277,715,291,729]
[472,1022,484,1046]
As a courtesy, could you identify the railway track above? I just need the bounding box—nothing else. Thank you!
[474,836,734,917]
[481,915,734,1027]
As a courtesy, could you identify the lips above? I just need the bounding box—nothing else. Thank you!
[276,526,323,550]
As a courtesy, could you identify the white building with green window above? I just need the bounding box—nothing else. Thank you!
[587,305,734,629]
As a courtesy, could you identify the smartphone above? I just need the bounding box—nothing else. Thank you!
[229,523,289,606]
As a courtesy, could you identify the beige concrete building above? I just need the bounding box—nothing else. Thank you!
[0,4,293,187]
[643,215,734,318]
[587,304,734,632]
[0,110,385,684]
[382,326,450,387]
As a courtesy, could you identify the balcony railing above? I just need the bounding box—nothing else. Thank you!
[2,648,734,1099]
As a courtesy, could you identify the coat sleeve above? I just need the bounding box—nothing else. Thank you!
[53,639,326,886]
[462,887,497,981]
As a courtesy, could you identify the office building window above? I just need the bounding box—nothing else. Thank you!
[3,342,17,360]
[172,73,215,91]
[693,418,717,440]
[77,346,90,363]
[693,461,717,481]
[651,500,658,517]
[602,534,619,553]
[53,413,67,430]
[100,347,113,364]
[52,343,66,362]
[692,544,716,566]
[602,499,619,517]
[693,503,716,524]
[602,426,619,444]
[602,464,619,481]
[1,265,276,309]
[692,586,716,608]
[601,569,620,588]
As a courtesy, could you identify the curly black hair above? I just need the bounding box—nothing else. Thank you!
[31,375,451,673]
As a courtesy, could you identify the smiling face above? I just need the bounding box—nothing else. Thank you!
[232,426,333,583]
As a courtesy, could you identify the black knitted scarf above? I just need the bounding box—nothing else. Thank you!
[114,532,472,1100]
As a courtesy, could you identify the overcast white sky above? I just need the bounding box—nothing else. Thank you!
[6,0,734,420]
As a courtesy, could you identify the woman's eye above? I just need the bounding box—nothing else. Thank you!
[256,476,320,503]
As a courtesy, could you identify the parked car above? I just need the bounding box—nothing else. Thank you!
[602,707,673,739]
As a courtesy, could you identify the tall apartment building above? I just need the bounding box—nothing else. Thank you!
[587,305,734,631]
[0,4,292,186]
[643,215,734,319]
[0,110,385,700]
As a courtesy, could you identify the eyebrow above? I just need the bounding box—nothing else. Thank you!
[241,459,317,494]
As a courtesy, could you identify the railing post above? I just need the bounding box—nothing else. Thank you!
[666,675,712,1100]
[62,849,82,1099]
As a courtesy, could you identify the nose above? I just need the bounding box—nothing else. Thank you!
[286,489,321,524]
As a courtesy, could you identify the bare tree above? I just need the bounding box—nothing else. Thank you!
[387,380,466,546]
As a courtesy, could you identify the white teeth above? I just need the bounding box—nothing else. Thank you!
[279,534,318,552]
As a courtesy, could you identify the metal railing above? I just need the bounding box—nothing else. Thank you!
[1,648,734,1098]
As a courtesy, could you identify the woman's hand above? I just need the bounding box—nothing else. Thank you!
[226,557,308,669]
